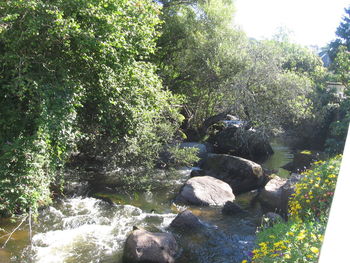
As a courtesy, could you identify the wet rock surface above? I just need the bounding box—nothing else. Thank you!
[170,209,203,231]
[222,201,245,215]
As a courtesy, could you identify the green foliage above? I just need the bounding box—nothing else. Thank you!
[324,40,350,154]
[328,6,350,61]
[289,156,341,219]
[227,39,320,130]
[166,145,200,168]
[154,0,247,128]
[0,0,182,216]
[252,218,326,263]
[249,156,342,263]
[155,1,324,133]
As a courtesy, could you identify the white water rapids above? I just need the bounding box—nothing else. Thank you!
[24,197,176,263]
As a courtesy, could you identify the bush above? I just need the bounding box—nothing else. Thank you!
[246,155,342,263]
[289,155,341,219]
[251,218,326,263]
[0,0,182,216]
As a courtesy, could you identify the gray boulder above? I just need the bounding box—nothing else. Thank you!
[259,174,302,215]
[210,126,273,161]
[175,176,235,206]
[200,154,266,194]
[258,176,287,212]
[170,209,202,231]
[123,229,178,263]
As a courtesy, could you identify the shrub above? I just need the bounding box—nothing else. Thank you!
[251,218,326,263]
[0,0,181,216]
[289,155,341,220]
[246,155,342,263]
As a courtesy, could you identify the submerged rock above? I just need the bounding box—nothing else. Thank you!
[170,209,203,231]
[175,176,235,206]
[200,154,266,194]
[123,229,178,263]
[222,201,245,215]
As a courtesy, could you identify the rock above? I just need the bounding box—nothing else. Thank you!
[258,174,302,215]
[123,229,178,263]
[281,173,303,213]
[258,176,287,212]
[170,209,202,231]
[222,201,244,215]
[209,127,273,161]
[226,114,239,121]
[261,212,284,227]
[190,168,205,177]
[175,176,235,206]
[200,154,266,194]
[282,150,325,173]
[179,142,209,159]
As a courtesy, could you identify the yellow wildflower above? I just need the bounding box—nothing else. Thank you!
[296,231,306,240]
[310,247,319,254]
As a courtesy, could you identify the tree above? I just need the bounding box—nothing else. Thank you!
[328,6,350,61]
[0,0,182,216]
[220,39,322,131]
[153,0,247,135]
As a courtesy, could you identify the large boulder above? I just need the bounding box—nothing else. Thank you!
[200,154,266,194]
[175,176,235,206]
[170,209,203,231]
[123,229,178,263]
[258,174,302,215]
[258,176,287,212]
[209,126,273,161]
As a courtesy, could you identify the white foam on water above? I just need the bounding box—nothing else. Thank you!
[28,197,176,263]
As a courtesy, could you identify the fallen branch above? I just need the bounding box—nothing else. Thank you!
[1,215,28,249]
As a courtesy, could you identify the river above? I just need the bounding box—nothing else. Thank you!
[0,140,293,263]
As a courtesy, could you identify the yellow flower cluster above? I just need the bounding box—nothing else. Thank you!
[289,155,341,219]
[250,155,341,263]
[251,224,324,263]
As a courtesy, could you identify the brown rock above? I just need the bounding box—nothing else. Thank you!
[200,154,265,194]
[123,229,178,263]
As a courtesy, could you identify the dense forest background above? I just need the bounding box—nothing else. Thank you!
[0,0,349,216]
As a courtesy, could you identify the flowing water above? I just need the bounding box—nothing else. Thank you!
[0,142,293,263]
